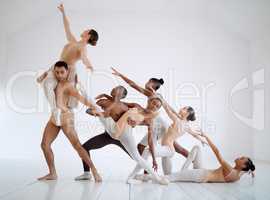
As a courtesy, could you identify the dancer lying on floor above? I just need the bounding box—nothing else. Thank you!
[139,133,255,183]
[111,67,190,175]
[85,94,170,184]
[128,97,207,180]
[37,3,98,126]
[38,61,102,182]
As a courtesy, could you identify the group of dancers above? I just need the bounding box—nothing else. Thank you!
[36,4,255,185]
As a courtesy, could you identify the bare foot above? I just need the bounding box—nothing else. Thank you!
[37,173,57,181]
[92,170,102,182]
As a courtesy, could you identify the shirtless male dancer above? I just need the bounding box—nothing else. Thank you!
[37,3,98,126]
[111,68,189,174]
[77,87,169,184]
[38,61,102,182]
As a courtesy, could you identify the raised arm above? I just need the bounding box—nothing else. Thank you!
[111,67,154,97]
[58,4,77,42]
[200,132,233,175]
[162,99,179,124]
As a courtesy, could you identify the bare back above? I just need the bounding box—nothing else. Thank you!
[60,42,82,65]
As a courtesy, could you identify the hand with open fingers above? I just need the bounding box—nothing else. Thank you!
[111,67,121,77]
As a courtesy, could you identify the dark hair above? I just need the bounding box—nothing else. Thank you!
[186,106,196,121]
[119,85,128,99]
[242,158,255,172]
[149,96,162,105]
[54,61,68,70]
[88,29,99,46]
[149,78,164,90]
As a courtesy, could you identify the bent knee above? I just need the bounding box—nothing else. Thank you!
[41,142,50,150]
[72,141,83,150]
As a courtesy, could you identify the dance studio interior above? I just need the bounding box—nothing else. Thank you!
[0,0,269,199]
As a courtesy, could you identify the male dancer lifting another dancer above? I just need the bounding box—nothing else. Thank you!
[37,3,98,126]
[38,61,102,182]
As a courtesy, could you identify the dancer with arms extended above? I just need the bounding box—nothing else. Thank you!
[145,132,255,183]
[130,97,207,180]
[38,61,102,182]
[85,93,169,184]
[111,67,190,174]
[37,3,98,126]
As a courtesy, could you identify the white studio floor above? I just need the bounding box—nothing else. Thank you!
[0,158,270,200]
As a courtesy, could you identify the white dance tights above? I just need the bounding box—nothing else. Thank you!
[166,145,209,183]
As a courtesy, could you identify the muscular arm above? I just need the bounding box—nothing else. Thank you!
[124,102,142,109]
[111,68,153,97]
[37,71,48,83]
[96,94,113,101]
[58,4,77,42]
[67,85,96,110]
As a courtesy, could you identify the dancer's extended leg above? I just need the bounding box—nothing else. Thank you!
[119,128,169,185]
[75,131,130,181]
[61,112,102,182]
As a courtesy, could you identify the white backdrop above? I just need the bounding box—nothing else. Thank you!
[0,0,269,174]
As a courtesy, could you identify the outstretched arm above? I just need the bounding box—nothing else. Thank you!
[185,128,208,146]
[200,132,232,175]
[58,4,77,42]
[162,99,179,124]
[95,93,113,101]
[67,85,100,115]
[111,67,154,97]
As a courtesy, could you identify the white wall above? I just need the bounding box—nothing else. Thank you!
[0,0,269,171]
[250,38,270,161]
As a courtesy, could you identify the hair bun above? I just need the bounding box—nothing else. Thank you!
[251,164,255,171]
[159,78,164,85]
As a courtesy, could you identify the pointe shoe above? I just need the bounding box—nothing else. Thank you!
[135,174,151,182]
[126,177,142,184]
[153,176,170,185]
[74,172,92,181]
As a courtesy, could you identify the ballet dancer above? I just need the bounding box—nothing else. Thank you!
[141,132,255,183]
[38,61,102,182]
[111,67,190,174]
[85,94,170,185]
[37,3,98,126]
[128,97,207,180]
[75,86,135,181]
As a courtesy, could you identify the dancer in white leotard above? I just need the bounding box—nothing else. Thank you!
[86,96,169,185]
[37,3,98,126]
[111,67,191,174]
[128,97,207,179]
